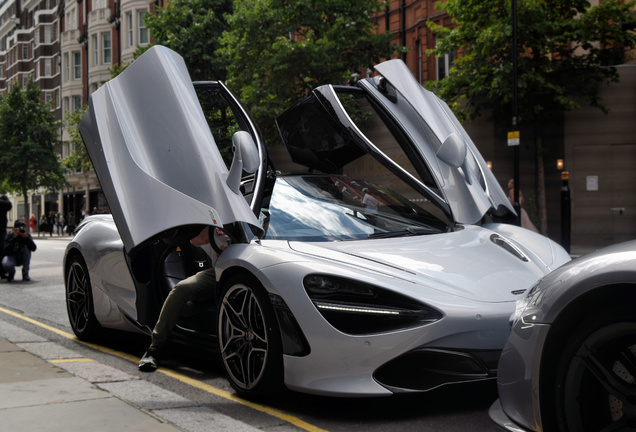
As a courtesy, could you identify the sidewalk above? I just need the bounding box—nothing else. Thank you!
[0,324,262,432]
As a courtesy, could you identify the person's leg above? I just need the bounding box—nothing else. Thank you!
[21,249,31,281]
[2,255,16,281]
[151,268,216,348]
[139,268,216,371]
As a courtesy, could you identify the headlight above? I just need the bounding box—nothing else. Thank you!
[511,281,546,328]
[304,275,443,335]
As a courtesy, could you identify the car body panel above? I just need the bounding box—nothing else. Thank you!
[79,45,261,255]
[490,239,636,431]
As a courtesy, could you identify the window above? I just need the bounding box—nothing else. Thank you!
[67,8,77,30]
[436,52,454,80]
[102,33,111,64]
[64,53,69,82]
[44,58,52,76]
[138,11,148,45]
[22,43,28,59]
[127,12,133,47]
[44,91,52,103]
[43,25,51,44]
[73,52,81,80]
[92,35,98,65]
[22,73,30,87]
[73,95,82,111]
[63,97,69,115]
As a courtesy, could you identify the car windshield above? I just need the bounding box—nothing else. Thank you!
[260,175,449,242]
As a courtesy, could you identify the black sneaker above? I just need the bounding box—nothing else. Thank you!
[138,346,160,371]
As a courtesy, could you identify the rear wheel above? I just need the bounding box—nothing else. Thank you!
[66,255,103,340]
[217,275,283,398]
[555,313,636,431]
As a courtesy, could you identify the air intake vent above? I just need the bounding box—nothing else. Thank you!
[490,234,528,262]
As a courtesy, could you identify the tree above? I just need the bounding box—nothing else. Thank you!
[62,106,93,173]
[143,0,232,81]
[0,81,68,221]
[221,0,403,145]
[427,0,636,233]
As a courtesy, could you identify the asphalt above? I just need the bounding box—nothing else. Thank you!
[0,236,598,432]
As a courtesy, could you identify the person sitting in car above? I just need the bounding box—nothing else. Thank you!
[138,226,230,371]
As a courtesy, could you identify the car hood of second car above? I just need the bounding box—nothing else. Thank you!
[288,226,552,303]
[79,46,261,255]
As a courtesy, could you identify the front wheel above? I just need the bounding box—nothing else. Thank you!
[217,275,284,398]
[65,255,103,340]
[555,313,636,431]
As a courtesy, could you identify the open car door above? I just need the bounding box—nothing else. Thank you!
[79,46,264,256]
[277,59,514,225]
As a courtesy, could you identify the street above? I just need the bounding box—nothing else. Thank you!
[0,236,500,432]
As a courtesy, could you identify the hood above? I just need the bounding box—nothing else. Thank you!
[276,59,514,225]
[79,46,261,255]
[288,226,550,303]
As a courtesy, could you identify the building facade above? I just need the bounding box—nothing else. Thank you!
[0,0,158,228]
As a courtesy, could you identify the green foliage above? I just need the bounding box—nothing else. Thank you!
[62,106,94,173]
[144,0,232,81]
[221,0,403,145]
[0,81,68,216]
[427,0,636,123]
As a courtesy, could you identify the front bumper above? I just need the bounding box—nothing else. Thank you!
[489,399,533,432]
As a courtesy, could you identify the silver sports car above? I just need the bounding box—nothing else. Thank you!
[490,240,636,432]
[64,46,570,398]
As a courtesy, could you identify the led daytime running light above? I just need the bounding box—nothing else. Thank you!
[316,302,400,315]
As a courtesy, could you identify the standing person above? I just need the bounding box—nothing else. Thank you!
[507,179,539,233]
[56,212,64,236]
[0,195,12,279]
[2,220,37,282]
[66,211,75,235]
[29,214,37,233]
[138,226,229,371]
[38,214,47,237]
[47,211,55,237]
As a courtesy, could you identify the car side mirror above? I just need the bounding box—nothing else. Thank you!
[226,131,260,194]
[436,133,467,169]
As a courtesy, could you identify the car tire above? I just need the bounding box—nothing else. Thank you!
[555,312,636,432]
[66,255,103,340]
[217,274,284,398]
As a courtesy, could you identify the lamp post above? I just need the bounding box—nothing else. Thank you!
[511,0,521,226]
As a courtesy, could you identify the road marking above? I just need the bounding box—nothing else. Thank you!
[0,306,328,432]
[50,358,95,363]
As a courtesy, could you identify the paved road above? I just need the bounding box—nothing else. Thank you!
[0,235,505,432]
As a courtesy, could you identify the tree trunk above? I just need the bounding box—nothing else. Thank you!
[22,189,29,230]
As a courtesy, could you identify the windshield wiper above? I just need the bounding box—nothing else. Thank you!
[368,226,441,239]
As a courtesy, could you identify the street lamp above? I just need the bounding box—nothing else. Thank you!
[511,0,521,226]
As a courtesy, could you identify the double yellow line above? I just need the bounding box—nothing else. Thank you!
[0,305,327,432]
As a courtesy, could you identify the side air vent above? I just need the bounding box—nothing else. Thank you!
[490,234,528,262]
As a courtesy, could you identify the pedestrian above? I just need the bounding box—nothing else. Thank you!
[2,220,37,282]
[56,212,65,236]
[138,226,230,371]
[507,179,539,233]
[47,211,55,237]
[29,214,37,233]
[38,214,47,237]
[66,211,75,235]
[0,195,12,279]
